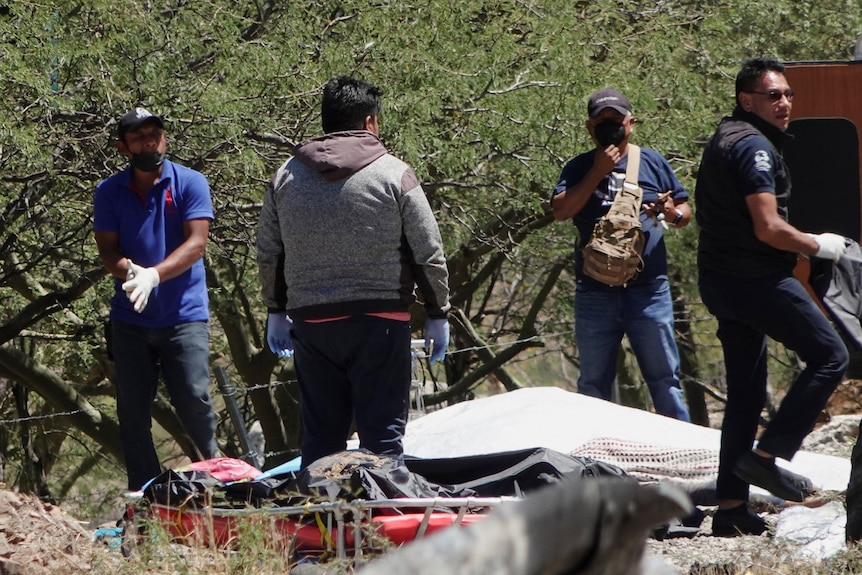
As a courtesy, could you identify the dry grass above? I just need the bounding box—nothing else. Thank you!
[92,506,399,575]
[83,504,862,575]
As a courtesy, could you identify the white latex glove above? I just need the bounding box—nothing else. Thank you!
[125,260,136,282]
[424,318,450,364]
[123,260,136,299]
[809,232,846,262]
[121,260,160,313]
[266,313,294,358]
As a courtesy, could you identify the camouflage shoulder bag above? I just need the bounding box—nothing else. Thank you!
[582,144,645,286]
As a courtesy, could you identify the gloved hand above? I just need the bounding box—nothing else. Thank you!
[121,260,160,313]
[809,232,846,262]
[267,313,294,358]
[424,318,450,364]
[123,260,136,299]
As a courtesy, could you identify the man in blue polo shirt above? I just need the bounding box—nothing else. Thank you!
[94,107,219,491]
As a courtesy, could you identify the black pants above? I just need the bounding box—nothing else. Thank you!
[292,316,412,468]
[699,269,848,501]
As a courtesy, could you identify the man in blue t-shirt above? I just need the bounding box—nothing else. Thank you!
[93,107,219,491]
[551,88,691,422]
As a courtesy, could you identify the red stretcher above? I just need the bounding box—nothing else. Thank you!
[145,496,506,558]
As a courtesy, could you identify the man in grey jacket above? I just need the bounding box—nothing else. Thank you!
[257,75,450,468]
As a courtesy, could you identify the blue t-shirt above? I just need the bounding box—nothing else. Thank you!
[93,160,213,327]
[553,147,688,286]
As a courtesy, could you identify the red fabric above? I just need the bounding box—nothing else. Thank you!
[183,457,261,482]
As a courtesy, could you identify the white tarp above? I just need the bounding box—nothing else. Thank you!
[775,501,847,558]
[403,386,850,493]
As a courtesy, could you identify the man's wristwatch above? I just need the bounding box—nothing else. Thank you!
[671,209,683,226]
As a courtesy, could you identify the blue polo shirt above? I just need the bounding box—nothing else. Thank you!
[94,160,213,327]
[553,147,688,287]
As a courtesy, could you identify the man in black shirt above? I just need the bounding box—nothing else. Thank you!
[696,58,849,536]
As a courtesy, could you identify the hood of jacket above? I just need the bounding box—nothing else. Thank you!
[293,130,388,182]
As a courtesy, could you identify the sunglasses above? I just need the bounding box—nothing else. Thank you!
[747,89,794,102]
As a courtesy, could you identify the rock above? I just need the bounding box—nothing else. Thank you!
[0,557,23,575]
[358,476,691,575]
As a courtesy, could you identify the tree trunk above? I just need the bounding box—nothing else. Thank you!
[616,341,651,412]
[673,287,709,427]
[12,382,52,500]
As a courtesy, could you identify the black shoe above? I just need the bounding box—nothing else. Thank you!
[711,504,767,537]
[732,451,807,502]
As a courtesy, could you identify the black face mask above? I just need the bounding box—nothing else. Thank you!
[130,152,165,172]
[594,120,626,147]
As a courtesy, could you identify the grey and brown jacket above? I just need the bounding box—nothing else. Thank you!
[257,130,450,321]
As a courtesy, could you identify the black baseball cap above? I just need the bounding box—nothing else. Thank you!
[117,107,164,139]
[587,89,632,118]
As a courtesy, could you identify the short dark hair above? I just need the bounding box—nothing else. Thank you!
[321,75,382,133]
[735,58,786,105]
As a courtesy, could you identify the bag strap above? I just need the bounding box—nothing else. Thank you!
[624,144,640,185]
[606,144,642,215]
[620,144,642,204]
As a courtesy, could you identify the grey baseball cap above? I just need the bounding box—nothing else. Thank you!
[587,88,632,117]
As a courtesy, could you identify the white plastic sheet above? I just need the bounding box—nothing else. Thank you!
[775,501,847,559]
[404,387,850,493]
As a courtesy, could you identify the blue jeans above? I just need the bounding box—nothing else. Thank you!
[111,320,218,490]
[291,316,412,468]
[699,269,848,501]
[574,278,690,421]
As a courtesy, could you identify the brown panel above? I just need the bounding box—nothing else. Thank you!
[785,61,862,241]
[786,63,862,128]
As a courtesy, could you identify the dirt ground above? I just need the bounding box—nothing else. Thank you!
[0,487,122,575]
[1,381,860,575]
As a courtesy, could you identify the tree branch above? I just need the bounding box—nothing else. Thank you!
[0,345,123,462]
[0,267,106,346]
